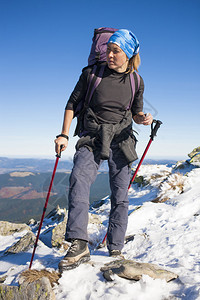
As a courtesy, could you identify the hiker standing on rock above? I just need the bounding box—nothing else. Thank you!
[54,28,153,272]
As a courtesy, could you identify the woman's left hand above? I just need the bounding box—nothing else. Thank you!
[142,113,153,125]
[133,112,153,125]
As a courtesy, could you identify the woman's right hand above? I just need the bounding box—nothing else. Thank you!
[54,110,73,155]
[54,136,68,155]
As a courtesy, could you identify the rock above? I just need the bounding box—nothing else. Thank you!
[0,276,7,284]
[36,206,67,248]
[46,205,66,223]
[101,259,178,282]
[27,219,37,226]
[51,211,102,248]
[173,160,189,170]
[90,197,108,209]
[0,275,56,300]
[0,221,30,236]
[125,234,135,244]
[0,284,19,300]
[188,146,200,165]
[188,146,200,159]
[173,147,200,169]
[133,175,147,186]
[6,231,36,254]
[51,214,68,248]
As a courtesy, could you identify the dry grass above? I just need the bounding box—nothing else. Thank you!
[152,172,185,203]
[20,269,60,287]
[165,173,185,194]
[168,181,184,193]
[150,174,166,180]
[151,196,169,203]
[150,171,171,181]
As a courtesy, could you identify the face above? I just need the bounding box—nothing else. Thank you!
[106,43,129,73]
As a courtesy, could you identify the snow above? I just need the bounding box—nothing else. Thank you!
[0,163,200,299]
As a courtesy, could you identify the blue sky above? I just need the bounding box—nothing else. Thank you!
[0,0,199,160]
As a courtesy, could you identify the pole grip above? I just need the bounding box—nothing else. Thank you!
[56,145,64,158]
[150,120,162,140]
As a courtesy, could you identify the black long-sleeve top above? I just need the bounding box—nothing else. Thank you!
[66,65,144,124]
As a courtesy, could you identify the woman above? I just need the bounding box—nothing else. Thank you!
[55,29,153,272]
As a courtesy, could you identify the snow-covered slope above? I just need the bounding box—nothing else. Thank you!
[0,162,200,299]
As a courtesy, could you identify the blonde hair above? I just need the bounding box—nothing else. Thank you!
[126,53,141,73]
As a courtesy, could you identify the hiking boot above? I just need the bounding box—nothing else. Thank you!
[109,249,124,258]
[58,239,90,272]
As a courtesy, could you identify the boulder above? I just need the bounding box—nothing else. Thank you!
[0,275,56,300]
[0,276,7,284]
[0,221,30,236]
[188,146,200,165]
[173,160,189,170]
[6,231,36,254]
[133,175,147,186]
[188,146,200,159]
[101,259,178,282]
[51,211,102,248]
[0,284,19,300]
[37,206,67,248]
[46,205,66,223]
[51,214,68,248]
[27,219,37,226]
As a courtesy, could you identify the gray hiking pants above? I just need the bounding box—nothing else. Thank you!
[66,146,131,251]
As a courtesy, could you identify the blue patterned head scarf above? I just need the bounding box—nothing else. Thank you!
[108,29,140,59]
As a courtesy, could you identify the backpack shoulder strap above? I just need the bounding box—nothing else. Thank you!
[127,72,141,110]
[84,63,106,107]
[133,71,141,91]
[73,63,106,137]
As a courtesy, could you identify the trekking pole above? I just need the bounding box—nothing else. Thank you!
[100,119,162,246]
[128,119,162,189]
[29,148,63,269]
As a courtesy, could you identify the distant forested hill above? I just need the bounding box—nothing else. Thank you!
[0,157,176,223]
[0,171,110,223]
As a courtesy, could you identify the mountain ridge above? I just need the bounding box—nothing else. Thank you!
[0,156,177,174]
